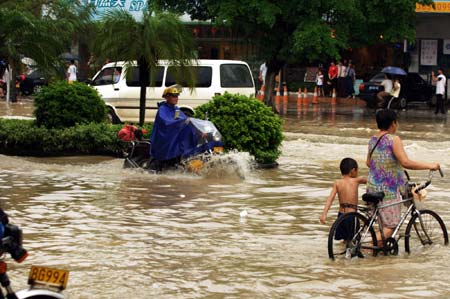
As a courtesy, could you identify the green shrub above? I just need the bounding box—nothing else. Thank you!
[195,93,283,164]
[34,81,108,129]
[0,119,152,156]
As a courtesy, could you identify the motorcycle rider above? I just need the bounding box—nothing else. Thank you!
[149,84,197,170]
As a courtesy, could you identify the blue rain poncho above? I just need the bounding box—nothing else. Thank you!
[150,102,197,161]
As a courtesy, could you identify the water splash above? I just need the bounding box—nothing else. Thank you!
[198,150,256,179]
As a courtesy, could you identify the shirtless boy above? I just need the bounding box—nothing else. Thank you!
[319,158,367,225]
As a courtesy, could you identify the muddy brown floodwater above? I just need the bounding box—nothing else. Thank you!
[1,99,450,298]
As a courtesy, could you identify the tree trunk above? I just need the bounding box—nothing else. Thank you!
[8,60,17,103]
[138,58,149,126]
[263,59,284,113]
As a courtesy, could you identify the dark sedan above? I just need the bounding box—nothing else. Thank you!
[359,72,434,108]
[16,69,47,96]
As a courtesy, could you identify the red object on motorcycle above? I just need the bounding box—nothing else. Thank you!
[118,125,148,142]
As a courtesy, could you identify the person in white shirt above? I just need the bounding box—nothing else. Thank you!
[376,74,393,108]
[432,68,447,114]
[66,60,77,83]
[390,78,401,98]
[315,69,324,96]
[258,62,267,85]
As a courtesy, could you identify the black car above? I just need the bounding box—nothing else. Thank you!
[358,72,434,108]
[16,69,47,96]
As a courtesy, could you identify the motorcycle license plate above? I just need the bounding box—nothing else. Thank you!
[213,146,223,153]
[28,266,69,290]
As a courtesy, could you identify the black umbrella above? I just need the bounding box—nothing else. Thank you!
[381,66,407,76]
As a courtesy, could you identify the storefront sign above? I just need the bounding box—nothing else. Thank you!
[416,1,450,13]
[444,39,450,55]
[84,0,147,20]
[420,40,438,66]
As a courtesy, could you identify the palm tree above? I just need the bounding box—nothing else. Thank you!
[0,1,91,101]
[94,8,197,126]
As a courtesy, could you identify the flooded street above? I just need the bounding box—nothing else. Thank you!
[1,99,450,298]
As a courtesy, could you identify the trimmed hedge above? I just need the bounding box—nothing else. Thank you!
[0,119,152,156]
[34,81,108,129]
[195,93,283,164]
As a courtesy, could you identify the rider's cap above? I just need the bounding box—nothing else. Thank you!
[162,84,182,97]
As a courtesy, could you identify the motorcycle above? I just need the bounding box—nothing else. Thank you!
[120,118,224,173]
[0,210,69,299]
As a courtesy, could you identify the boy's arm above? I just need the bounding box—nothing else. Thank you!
[357,176,367,184]
[320,182,338,224]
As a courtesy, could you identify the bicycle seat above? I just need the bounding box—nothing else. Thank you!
[362,191,385,205]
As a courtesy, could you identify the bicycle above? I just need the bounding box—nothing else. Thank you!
[328,169,448,260]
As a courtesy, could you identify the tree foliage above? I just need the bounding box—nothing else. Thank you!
[0,0,92,100]
[92,8,198,126]
[157,0,433,109]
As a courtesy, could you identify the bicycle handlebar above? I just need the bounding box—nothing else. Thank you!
[405,169,443,194]
[414,180,431,193]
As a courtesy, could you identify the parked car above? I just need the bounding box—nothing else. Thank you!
[358,72,434,108]
[16,69,48,96]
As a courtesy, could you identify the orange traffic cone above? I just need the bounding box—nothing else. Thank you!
[331,89,337,105]
[275,86,281,111]
[297,88,303,105]
[297,97,302,118]
[283,85,288,114]
[312,88,318,104]
[303,88,308,105]
[257,84,265,101]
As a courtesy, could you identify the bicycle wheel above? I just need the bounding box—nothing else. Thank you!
[328,212,377,260]
[405,209,449,254]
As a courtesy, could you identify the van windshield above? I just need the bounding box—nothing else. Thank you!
[165,66,212,87]
[91,67,122,86]
[220,64,253,88]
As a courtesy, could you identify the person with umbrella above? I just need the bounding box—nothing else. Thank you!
[376,74,393,108]
[377,66,406,108]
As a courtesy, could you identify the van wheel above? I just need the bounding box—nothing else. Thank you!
[431,95,437,106]
[107,108,121,124]
[33,84,43,95]
[399,98,407,109]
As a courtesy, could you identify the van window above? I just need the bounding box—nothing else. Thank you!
[165,66,212,87]
[220,64,253,87]
[91,67,122,86]
[126,66,164,87]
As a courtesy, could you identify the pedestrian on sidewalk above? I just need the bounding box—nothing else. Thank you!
[315,69,324,97]
[66,60,77,84]
[337,60,348,98]
[432,68,447,114]
[328,62,338,97]
[346,62,356,99]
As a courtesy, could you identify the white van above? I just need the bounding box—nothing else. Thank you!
[90,60,255,123]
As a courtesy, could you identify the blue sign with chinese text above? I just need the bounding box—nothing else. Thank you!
[84,0,147,20]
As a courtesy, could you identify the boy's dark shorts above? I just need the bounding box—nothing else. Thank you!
[335,212,359,240]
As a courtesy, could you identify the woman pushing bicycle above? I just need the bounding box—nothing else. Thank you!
[366,109,440,242]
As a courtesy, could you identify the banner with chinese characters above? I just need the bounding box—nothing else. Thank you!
[444,40,450,55]
[416,0,450,13]
[84,0,147,20]
[420,40,438,66]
